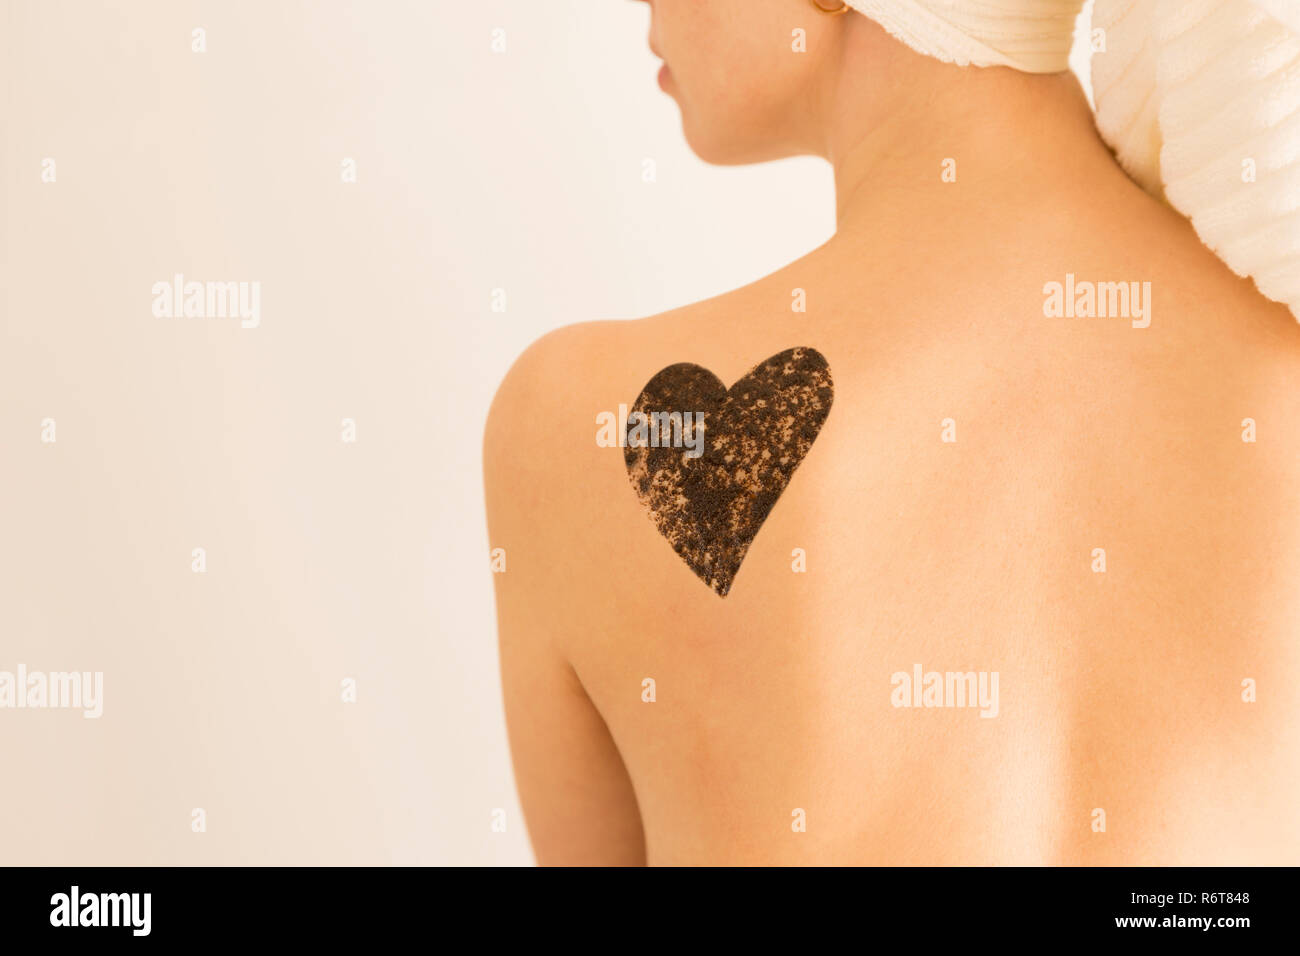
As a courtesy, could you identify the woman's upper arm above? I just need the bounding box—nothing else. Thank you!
[496,612,645,865]
[483,329,646,866]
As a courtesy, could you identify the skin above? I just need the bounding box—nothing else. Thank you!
[484,0,1300,865]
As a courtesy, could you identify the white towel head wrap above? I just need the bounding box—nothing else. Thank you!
[843,0,1300,320]
[844,0,1085,73]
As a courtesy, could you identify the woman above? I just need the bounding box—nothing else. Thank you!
[484,0,1300,865]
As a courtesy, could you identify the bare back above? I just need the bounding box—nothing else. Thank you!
[486,187,1300,865]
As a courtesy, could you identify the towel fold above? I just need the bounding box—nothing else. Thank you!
[1092,0,1300,317]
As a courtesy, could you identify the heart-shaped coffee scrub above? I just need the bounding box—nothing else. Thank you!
[624,347,833,597]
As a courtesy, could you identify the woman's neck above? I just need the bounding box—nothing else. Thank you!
[819,31,1128,238]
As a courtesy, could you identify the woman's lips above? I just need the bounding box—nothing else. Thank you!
[657,62,671,90]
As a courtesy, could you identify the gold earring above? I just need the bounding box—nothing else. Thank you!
[810,0,850,14]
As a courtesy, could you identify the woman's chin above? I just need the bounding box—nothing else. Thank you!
[681,121,784,167]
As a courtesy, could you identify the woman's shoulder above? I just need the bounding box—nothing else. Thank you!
[481,311,696,544]
[482,279,788,470]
